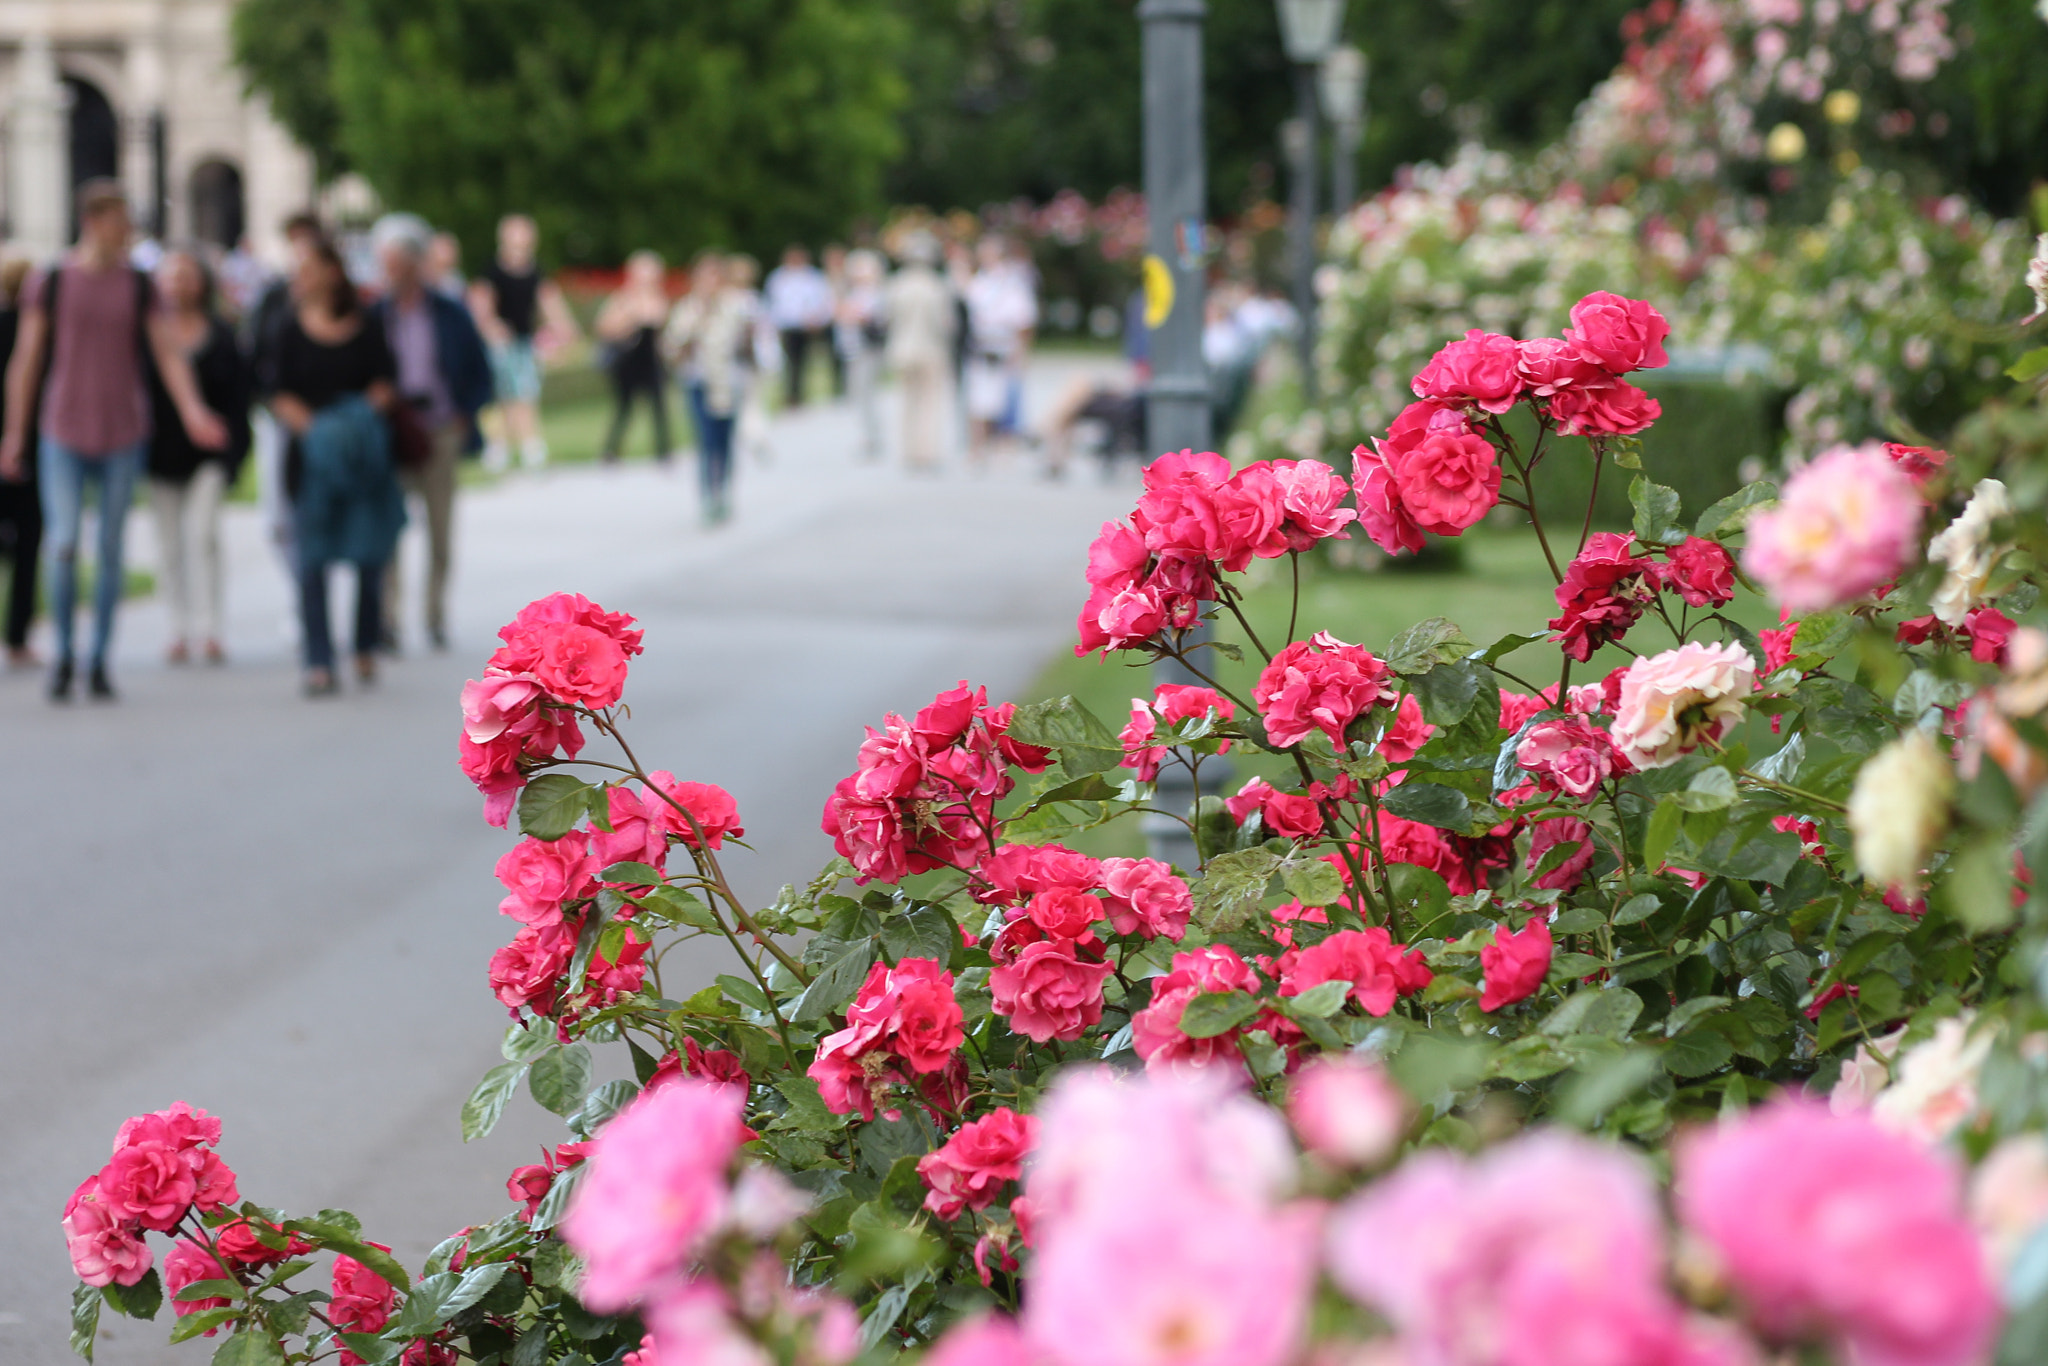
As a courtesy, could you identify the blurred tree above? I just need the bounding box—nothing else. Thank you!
[231,0,351,181]
[236,0,907,266]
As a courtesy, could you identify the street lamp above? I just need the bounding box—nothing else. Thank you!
[1319,44,1367,216]
[1273,0,1345,405]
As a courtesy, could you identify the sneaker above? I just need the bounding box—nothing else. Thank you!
[520,438,549,469]
[482,442,511,474]
[88,662,115,701]
[48,656,73,702]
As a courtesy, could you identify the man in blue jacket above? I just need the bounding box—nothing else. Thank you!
[372,212,490,651]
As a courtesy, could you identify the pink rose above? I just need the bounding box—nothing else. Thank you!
[1098,856,1193,940]
[1351,440,1426,557]
[1119,683,1234,782]
[1744,443,1922,614]
[919,1108,1039,1219]
[214,1217,309,1268]
[1412,329,1524,413]
[588,785,669,873]
[1279,928,1431,1016]
[925,1315,1036,1366]
[460,670,546,744]
[1609,641,1755,770]
[1376,692,1436,765]
[1548,377,1662,436]
[1515,335,1610,396]
[164,1239,233,1327]
[991,940,1114,1042]
[977,842,1105,905]
[98,1140,198,1233]
[62,1177,151,1287]
[645,773,744,849]
[1479,917,1553,1010]
[1392,422,1502,535]
[1564,291,1671,373]
[1269,458,1358,549]
[1676,1100,1997,1366]
[1525,818,1594,892]
[1656,536,1738,607]
[1288,1056,1407,1167]
[588,927,650,1002]
[1884,441,1950,489]
[525,622,631,709]
[493,592,644,668]
[457,692,586,828]
[1135,448,1286,571]
[562,1081,748,1313]
[1022,886,1106,940]
[1224,776,1324,840]
[1252,631,1397,749]
[331,1244,399,1362]
[1759,622,1800,673]
[488,921,576,1013]
[494,832,598,926]
[1132,944,1266,1070]
[1966,605,2015,664]
[1515,716,1618,797]
[848,957,966,1072]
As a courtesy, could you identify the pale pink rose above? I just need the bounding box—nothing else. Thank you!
[1329,1132,1702,1366]
[494,832,598,926]
[1288,1057,1407,1167]
[990,940,1114,1042]
[1829,1025,1904,1116]
[1676,1099,1996,1366]
[1743,444,1923,614]
[562,1080,749,1313]
[1564,291,1671,374]
[1609,641,1755,770]
[919,1108,1039,1219]
[1411,329,1524,413]
[1099,857,1193,940]
[1270,458,1359,549]
[641,1282,766,1366]
[925,1315,1039,1366]
[1971,1134,2048,1275]
[62,1177,151,1287]
[460,670,546,743]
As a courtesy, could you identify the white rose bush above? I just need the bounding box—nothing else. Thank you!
[54,273,2048,1366]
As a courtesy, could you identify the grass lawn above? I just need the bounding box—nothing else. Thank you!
[1014,526,1783,857]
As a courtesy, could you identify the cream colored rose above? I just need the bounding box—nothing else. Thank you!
[1608,641,1756,770]
[1927,479,2010,626]
[1972,1133,2048,1274]
[1847,728,1954,894]
[1830,1024,1905,1116]
[1871,1014,1993,1146]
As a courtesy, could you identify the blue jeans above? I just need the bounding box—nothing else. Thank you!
[686,382,735,505]
[298,559,387,672]
[39,437,144,665]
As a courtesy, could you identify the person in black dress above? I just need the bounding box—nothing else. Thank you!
[593,250,672,463]
[267,242,401,695]
[146,247,252,665]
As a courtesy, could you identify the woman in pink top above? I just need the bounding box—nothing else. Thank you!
[0,180,225,701]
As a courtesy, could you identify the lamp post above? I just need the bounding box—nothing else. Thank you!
[1139,0,1215,871]
[1320,44,1367,218]
[1274,0,1345,405]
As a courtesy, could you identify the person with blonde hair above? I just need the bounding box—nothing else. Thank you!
[883,232,956,472]
[594,250,673,463]
[664,253,751,524]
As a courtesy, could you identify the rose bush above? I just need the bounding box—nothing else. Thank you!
[66,286,2048,1366]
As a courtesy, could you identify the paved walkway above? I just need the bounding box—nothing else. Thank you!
[0,356,1133,1363]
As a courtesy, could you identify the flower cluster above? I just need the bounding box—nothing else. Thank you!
[64,1103,238,1288]
[808,958,968,1121]
[1551,531,1736,661]
[1118,682,1233,782]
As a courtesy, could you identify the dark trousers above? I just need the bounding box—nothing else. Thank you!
[601,368,670,461]
[299,558,386,671]
[687,382,736,506]
[0,478,39,649]
[779,328,813,407]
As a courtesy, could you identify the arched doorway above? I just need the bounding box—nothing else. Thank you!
[189,160,245,249]
[64,75,118,241]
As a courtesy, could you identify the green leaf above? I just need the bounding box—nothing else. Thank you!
[1414,660,1484,726]
[1613,893,1663,926]
[1177,990,1261,1039]
[1493,1034,1573,1081]
[1385,617,1475,675]
[598,861,664,886]
[1020,772,1124,812]
[638,886,719,929]
[528,1044,594,1116]
[1663,1029,1736,1078]
[1556,1048,1661,1125]
[1944,835,2017,934]
[1550,906,1607,934]
[1693,480,1778,538]
[1379,781,1472,830]
[2007,347,2048,383]
[715,973,773,1012]
[879,904,960,966]
[385,1263,509,1339]
[859,1283,913,1353]
[790,938,876,1022]
[1542,988,1644,1039]
[1688,824,1802,885]
[462,1061,527,1142]
[509,1327,553,1366]
[174,1280,243,1304]
[1481,631,1547,665]
[1385,863,1451,931]
[1193,846,1283,932]
[101,1268,162,1321]
[333,1334,397,1366]
[1388,1033,1490,1100]
[516,774,592,841]
[769,1074,851,1132]
[285,1223,410,1293]
[501,1020,556,1063]
[529,1162,586,1234]
[1643,798,1681,871]
[211,1332,290,1366]
[1282,979,1351,1018]
[70,1284,101,1362]
[1280,858,1345,907]
[1674,766,1738,813]
[168,1308,239,1344]
[1006,696,1123,774]
[569,1079,641,1137]
[1608,437,1643,470]
[1629,474,1685,546]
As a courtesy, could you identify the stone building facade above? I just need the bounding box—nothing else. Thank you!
[0,0,312,264]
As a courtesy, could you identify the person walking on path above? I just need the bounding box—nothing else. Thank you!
[0,179,227,702]
[268,240,404,696]
[883,232,956,474]
[371,213,491,652]
[962,235,1038,468]
[663,254,751,525]
[727,254,776,466]
[145,246,252,666]
[247,212,326,566]
[594,250,674,465]
[0,258,39,670]
[471,213,578,473]
[765,245,833,409]
[837,249,886,460]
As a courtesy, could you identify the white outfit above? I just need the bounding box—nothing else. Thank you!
[963,264,1038,423]
[149,462,228,644]
[763,264,835,332]
[884,264,957,469]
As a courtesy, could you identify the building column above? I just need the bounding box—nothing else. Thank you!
[123,38,166,236]
[10,31,68,259]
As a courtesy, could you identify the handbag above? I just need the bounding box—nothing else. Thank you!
[387,397,432,471]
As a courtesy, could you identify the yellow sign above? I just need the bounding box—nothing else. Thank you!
[1142,254,1174,329]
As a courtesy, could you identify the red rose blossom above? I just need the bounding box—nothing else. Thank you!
[918,1108,1038,1220]
[1479,918,1553,1011]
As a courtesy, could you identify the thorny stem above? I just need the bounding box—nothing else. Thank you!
[1287,551,1302,646]
[1578,444,1605,556]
